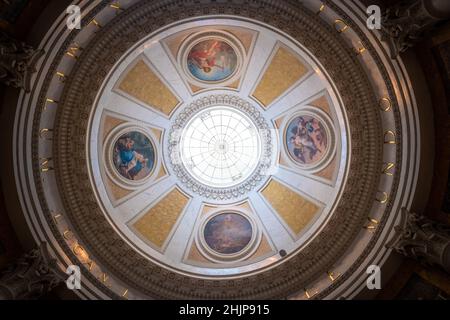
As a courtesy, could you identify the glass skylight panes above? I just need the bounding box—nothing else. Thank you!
[180,106,261,188]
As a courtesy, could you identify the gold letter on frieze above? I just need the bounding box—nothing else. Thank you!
[73,244,85,256]
[83,260,95,271]
[63,229,74,240]
[304,288,319,299]
[98,272,112,288]
[39,128,53,140]
[66,42,82,60]
[375,191,389,204]
[327,271,341,282]
[44,98,58,110]
[382,162,395,176]
[379,97,392,112]
[40,157,53,172]
[110,3,124,12]
[90,19,102,29]
[52,212,62,224]
[334,19,349,33]
[316,4,325,15]
[354,41,366,55]
[384,131,396,144]
[55,72,66,83]
[364,217,379,232]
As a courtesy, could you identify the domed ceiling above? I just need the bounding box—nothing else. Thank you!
[13,0,422,299]
[90,17,346,278]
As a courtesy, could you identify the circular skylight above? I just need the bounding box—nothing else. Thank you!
[180,106,261,188]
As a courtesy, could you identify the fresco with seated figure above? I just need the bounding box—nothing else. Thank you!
[187,39,238,82]
[286,114,328,166]
[113,131,155,181]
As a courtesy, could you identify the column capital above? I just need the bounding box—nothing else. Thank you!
[0,31,44,92]
[380,0,450,58]
[387,208,450,273]
[0,242,66,300]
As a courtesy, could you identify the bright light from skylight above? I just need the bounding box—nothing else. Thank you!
[180,106,261,188]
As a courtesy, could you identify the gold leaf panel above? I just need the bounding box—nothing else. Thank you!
[154,165,168,181]
[309,94,331,115]
[187,242,211,264]
[313,155,337,181]
[261,179,319,235]
[118,60,179,116]
[253,46,308,107]
[248,234,273,260]
[132,188,189,248]
[102,115,126,141]
[105,174,133,202]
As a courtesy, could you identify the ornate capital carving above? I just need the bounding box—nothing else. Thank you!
[0,242,66,300]
[381,0,450,58]
[0,31,44,91]
[387,208,450,273]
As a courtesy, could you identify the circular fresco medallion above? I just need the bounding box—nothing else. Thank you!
[203,212,253,255]
[187,40,238,82]
[284,108,335,171]
[112,131,156,182]
[178,31,244,87]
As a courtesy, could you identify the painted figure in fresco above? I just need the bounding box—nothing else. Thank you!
[287,115,328,165]
[188,40,224,73]
[187,39,237,82]
[204,213,252,255]
[114,135,150,180]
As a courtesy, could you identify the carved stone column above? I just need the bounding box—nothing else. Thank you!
[381,0,450,58]
[387,208,450,273]
[0,31,44,91]
[0,242,66,300]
